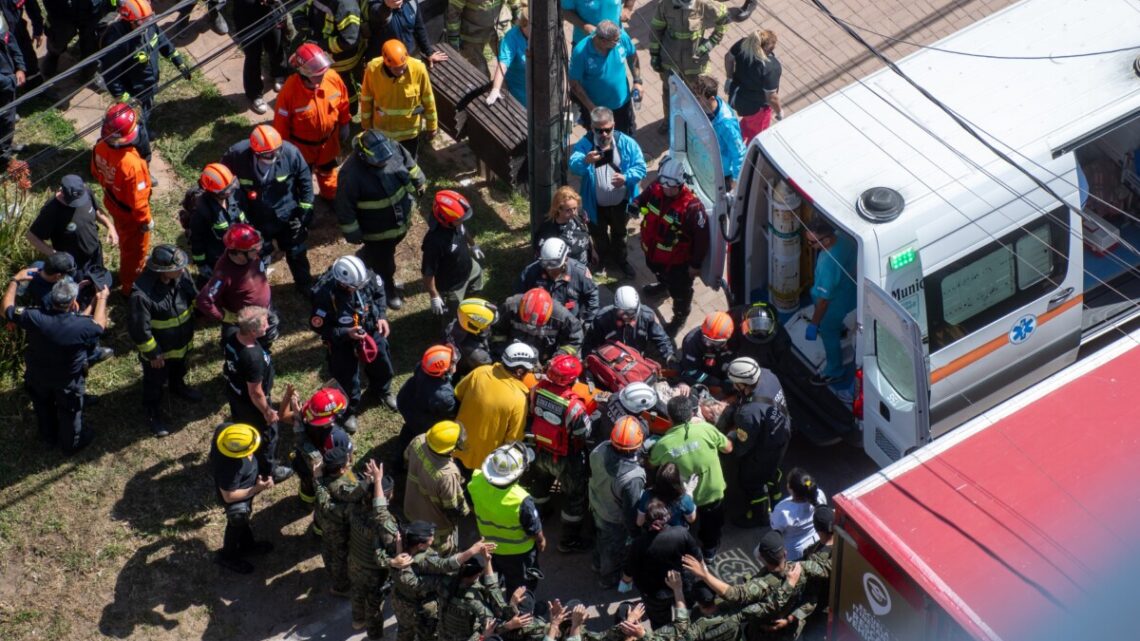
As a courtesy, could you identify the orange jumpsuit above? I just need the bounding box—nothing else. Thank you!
[273,70,351,200]
[91,141,152,294]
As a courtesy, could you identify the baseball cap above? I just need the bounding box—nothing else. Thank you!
[60,175,91,209]
[44,252,77,276]
[322,446,349,469]
[754,528,786,565]
[404,520,436,546]
[813,505,835,533]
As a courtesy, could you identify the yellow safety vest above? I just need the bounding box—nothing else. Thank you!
[468,470,534,555]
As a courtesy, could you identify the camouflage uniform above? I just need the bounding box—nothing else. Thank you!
[393,549,463,641]
[444,0,520,77]
[438,572,514,641]
[348,492,400,638]
[648,0,728,112]
[644,606,746,641]
[315,472,367,592]
[721,560,830,641]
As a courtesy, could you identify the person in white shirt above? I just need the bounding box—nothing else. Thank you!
[769,467,827,561]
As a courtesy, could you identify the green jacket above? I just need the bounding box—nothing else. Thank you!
[394,548,463,603]
[348,494,399,570]
[438,574,513,641]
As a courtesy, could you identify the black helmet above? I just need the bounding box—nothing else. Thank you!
[742,302,778,344]
[147,244,189,273]
[355,130,394,167]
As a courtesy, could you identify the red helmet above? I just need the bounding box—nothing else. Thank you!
[289,43,331,78]
[200,163,236,194]
[118,0,153,23]
[421,344,457,378]
[303,388,347,426]
[545,353,583,387]
[250,124,282,154]
[518,288,554,327]
[102,103,138,145]
[700,311,735,345]
[222,223,262,251]
[432,190,472,228]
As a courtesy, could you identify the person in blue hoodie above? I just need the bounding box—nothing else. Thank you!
[691,75,745,191]
[568,106,646,280]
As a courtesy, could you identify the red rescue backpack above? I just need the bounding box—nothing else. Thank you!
[585,341,661,392]
[530,382,587,457]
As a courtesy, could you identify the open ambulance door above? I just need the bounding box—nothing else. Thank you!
[861,280,931,467]
[668,74,733,292]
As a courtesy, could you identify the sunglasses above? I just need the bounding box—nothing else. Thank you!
[592,126,614,134]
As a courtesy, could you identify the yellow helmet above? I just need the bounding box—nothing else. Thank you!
[457,298,499,335]
[216,423,261,459]
[426,420,466,455]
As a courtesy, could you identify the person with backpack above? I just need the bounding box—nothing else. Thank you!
[222,124,315,293]
[522,353,593,553]
[516,237,599,326]
[190,163,249,284]
[588,415,647,589]
[585,285,674,362]
[723,356,791,529]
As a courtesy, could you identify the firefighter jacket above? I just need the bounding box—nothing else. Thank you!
[516,257,600,324]
[677,325,732,388]
[296,0,365,74]
[309,269,389,344]
[446,318,493,378]
[397,364,458,436]
[99,21,187,99]
[90,140,151,225]
[529,379,590,458]
[500,292,584,362]
[585,303,675,361]
[453,363,529,470]
[189,192,247,270]
[127,269,197,360]
[648,0,727,76]
[404,432,469,531]
[195,254,271,323]
[635,182,709,269]
[222,139,314,233]
[359,57,438,141]
[335,146,425,243]
[444,0,518,45]
[273,70,351,167]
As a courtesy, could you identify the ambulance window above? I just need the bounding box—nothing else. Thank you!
[685,126,719,203]
[875,322,917,402]
[925,211,1068,352]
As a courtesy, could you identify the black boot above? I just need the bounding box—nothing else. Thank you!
[731,0,756,22]
[147,408,171,438]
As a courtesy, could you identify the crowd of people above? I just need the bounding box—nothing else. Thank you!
[0,0,835,639]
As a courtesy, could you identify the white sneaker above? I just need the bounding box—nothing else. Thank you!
[251,98,268,114]
[273,77,284,92]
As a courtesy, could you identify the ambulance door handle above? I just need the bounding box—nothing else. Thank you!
[1047,287,1074,311]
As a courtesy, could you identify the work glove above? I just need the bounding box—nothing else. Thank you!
[339,123,351,147]
[288,216,304,234]
[618,579,633,594]
[344,228,364,244]
[683,473,699,497]
[172,54,193,81]
[805,322,818,341]
[117,92,131,103]
[696,39,712,57]
[471,245,485,262]
[485,89,501,106]
[650,53,663,73]
[430,296,445,316]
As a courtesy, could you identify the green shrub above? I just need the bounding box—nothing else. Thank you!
[0,159,38,380]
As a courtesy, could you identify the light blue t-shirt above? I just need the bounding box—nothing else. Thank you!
[811,234,858,313]
[562,0,624,45]
[498,25,528,107]
[568,30,635,110]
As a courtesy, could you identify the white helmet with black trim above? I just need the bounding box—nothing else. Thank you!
[539,237,570,270]
[500,341,539,371]
[331,255,369,289]
[614,286,640,317]
[617,381,658,414]
[727,357,763,387]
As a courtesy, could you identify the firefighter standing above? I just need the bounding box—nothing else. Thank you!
[523,354,593,553]
[195,224,277,347]
[469,442,546,594]
[584,285,675,361]
[446,297,497,380]
[634,157,709,334]
[452,341,536,472]
[404,420,470,555]
[423,190,485,319]
[648,0,727,134]
[501,287,584,363]
[360,39,438,159]
[91,103,152,295]
[294,0,365,98]
[128,245,202,437]
[310,255,399,422]
[395,344,459,464]
[348,459,399,639]
[517,237,599,326]
[336,130,426,309]
[222,124,315,293]
[274,44,352,200]
[444,0,520,77]
[211,423,276,574]
[588,416,647,588]
[723,357,790,529]
[0,12,26,162]
[190,163,248,281]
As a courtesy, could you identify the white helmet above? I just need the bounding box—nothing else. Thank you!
[482,442,534,486]
[331,255,369,289]
[618,381,658,414]
[614,286,640,318]
[501,341,539,371]
[727,357,762,387]
[658,157,686,187]
[539,237,569,270]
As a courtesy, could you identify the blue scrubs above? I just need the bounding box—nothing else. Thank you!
[498,26,528,106]
[811,234,857,379]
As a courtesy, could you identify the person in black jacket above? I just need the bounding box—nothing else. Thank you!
[367,0,447,65]
[0,13,26,162]
[128,245,202,437]
[585,285,674,362]
[394,344,459,470]
[621,499,701,628]
[2,0,42,86]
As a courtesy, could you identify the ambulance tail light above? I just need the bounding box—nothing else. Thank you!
[853,367,864,419]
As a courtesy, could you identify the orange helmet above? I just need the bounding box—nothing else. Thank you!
[101,103,138,145]
[545,353,583,387]
[200,163,236,194]
[290,43,331,78]
[382,39,408,68]
[421,344,457,378]
[518,288,554,327]
[433,190,472,228]
[611,416,646,452]
[700,311,735,345]
[223,223,262,251]
[249,124,282,154]
[303,388,348,426]
[118,0,153,23]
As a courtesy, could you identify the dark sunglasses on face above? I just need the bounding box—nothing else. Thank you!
[593,126,614,134]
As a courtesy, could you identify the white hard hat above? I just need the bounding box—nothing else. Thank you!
[618,381,658,414]
[614,286,640,316]
[727,357,762,387]
[501,341,539,371]
[539,237,569,270]
[331,255,369,289]
[658,157,686,187]
[482,442,534,486]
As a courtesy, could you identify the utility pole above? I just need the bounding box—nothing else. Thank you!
[527,0,567,241]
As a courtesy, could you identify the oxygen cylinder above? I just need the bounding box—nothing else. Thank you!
[769,181,803,312]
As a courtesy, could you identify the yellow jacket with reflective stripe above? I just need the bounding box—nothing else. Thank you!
[468,470,534,555]
[127,270,197,359]
[359,57,438,141]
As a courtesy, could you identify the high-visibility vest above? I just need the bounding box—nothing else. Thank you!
[468,470,534,555]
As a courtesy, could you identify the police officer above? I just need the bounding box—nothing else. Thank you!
[348,458,399,639]
[501,287,584,363]
[395,344,459,468]
[26,175,116,292]
[190,163,249,282]
[313,445,367,595]
[446,297,497,380]
[391,522,491,641]
[404,421,469,556]
[336,130,427,309]
[634,158,709,334]
[469,442,546,594]
[585,285,675,361]
[222,124,315,293]
[310,255,398,424]
[4,270,108,453]
[128,245,201,437]
[517,237,599,325]
[291,387,353,506]
[648,0,727,134]
[211,423,276,574]
[723,357,790,529]
[675,311,734,394]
